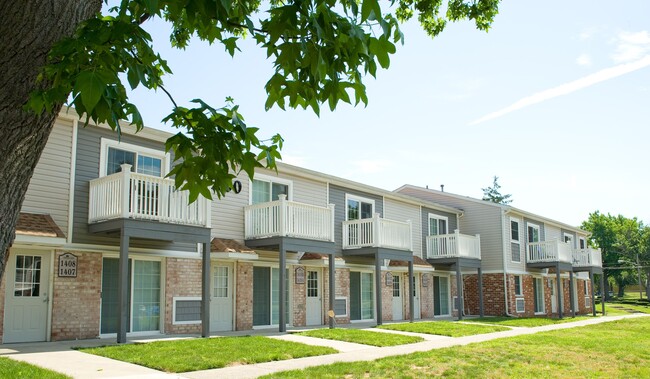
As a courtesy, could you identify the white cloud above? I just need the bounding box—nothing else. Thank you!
[469,55,650,126]
[576,53,592,67]
[579,27,597,41]
[612,30,650,63]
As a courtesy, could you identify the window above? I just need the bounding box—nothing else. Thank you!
[346,195,374,221]
[173,297,201,324]
[579,237,586,249]
[428,214,448,236]
[100,138,168,177]
[515,298,525,313]
[533,277,544,314]
[584,280,589,295]
[527,223,540,243]
[392,275,401,297]
[514,275,523,296]
[511,219,520,242]
[251,176,291,204]
[13,255,41,297]
[563,233,574,247]
[213,266,229,298]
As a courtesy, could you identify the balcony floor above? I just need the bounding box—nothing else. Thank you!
[526,261,573,271]
[89,218,211,243]
[245,236,335,255]
[426,257,481,269]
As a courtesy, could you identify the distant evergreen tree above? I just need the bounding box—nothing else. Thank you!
[482,176,513,205]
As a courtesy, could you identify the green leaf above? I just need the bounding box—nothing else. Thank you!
[74,71,106,113]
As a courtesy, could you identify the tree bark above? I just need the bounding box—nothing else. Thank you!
[0,0,101,280]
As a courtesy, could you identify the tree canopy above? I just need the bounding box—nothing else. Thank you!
[481,175,512,205]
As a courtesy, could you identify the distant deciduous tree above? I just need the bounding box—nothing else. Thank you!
[481,176,512,205]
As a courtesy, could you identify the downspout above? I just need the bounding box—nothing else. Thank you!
[502,209,514,316]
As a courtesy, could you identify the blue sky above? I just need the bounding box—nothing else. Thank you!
[125,1,650,227]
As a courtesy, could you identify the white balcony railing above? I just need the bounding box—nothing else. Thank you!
[88,164,210,227]
[342,213,412,251]
[244,195,335,242]
[426,230,481,260]
[573,248,603,268]
[527,239,573,264]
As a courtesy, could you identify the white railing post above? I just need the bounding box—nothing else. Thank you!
[475,234,481,259]
[372,213,380,247]
[120,164,132,218]
[329,204,336,242]
[278,194,287,236]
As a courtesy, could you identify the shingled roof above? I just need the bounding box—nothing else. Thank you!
[15,213,65,239]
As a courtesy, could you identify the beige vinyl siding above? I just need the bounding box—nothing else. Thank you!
[506,215,525,272]
[397,187,504,272]
[267,169,329,207]
[545,224,561,242]
[211,170,250,242]
[383,199,421,257]
[22,119,74,236]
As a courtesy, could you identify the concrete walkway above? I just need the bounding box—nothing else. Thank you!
[2,314,647,379]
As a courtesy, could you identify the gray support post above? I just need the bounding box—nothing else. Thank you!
[456,264,463,320]
[375,254,382,325]
[569,271,576,318]
[478,267,484,318]
[408,260,414,322]
[329,254,335,329]
[201,241,211,337]
[279,241,286,332]
[590,270,597,317]
[600,273,606,316]
[556,266,563,319]
[117,231,130,344]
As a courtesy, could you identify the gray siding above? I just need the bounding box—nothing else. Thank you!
[384,199,421,257]
[397,188,504,272]
[72,125,196,251]
[421,207,458,259]
[211,170,249,242]
[561,228,577,248]
[328,184,383,253]
[22,119,74,236]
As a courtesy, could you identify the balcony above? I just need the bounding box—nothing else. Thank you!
[573,248,603,269]
[88,164,210,227]
[527,239,573,266]
[244,195,335,242]
[342,213,411,251]
[426,230,481,260]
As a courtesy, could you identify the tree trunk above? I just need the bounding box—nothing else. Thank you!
[0,0,101,280]
[645,270,650,301]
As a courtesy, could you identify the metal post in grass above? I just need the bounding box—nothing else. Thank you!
[329,254,335,329]
[408,260,414,323]
[201,241,211,337]
[279,240,286,333]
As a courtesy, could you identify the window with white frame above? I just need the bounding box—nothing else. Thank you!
[527,223,540,243]
[251,175,291,204]
[100,138,168,177]
[428,213,448,236]
[563,233,574,247]
[346,195,374,221]
[579,237,586,249]
[514,275,523,296]
[511,218,521,262]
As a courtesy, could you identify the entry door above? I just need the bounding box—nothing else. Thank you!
[4,252,50,343]
[306,270,322,325]
[550,280,558,313]
[434,276,450,316]
[572,279,579,312]
[392,274,403,320]
[211,263,233,331]
[412,274,421,319]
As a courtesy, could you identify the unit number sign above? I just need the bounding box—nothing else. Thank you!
[58,253,78,277]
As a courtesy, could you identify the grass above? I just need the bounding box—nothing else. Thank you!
[268,316,650,378]
[601,302,650,315]
[377,321,509,337]
[463,316,592,327]
[80,335,336,373]
[0,357,70,379]
[296,328,423,347]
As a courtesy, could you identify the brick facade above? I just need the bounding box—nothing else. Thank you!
[420,273,434,319]
[236,262,253,330]
[292,265,307,327]
[381,272,393,321]
[164,258,202,335]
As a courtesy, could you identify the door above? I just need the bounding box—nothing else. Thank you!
[211,263,233,331]
[572,278,579,312]
[434,276,450,316]
[550,279,558,313]
[392,274,403,320]
[4,252,50,343]
[306,270,322,325]
[412,274,421,319]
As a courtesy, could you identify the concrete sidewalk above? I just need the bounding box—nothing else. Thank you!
[2,314,646,379]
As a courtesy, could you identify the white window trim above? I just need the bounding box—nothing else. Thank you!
[99,138,170,177]
[248,173,293,204]
[579,237,587,249]
[563,233,574,247]
[514,275,524,296]
[335,296,348,317]
[428,213,449,235]
[515,298,525,313]
[172,296,202,325]
[510,217,521,243]
[534,277,545,315]
[344,194,375,221]
[527,222,541,243]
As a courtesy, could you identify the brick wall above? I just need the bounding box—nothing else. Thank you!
[51,251,102,341]
[420,273,434,319]
[331,268,349,324]
[381,271,393,321]
[292,265,306,327]
[236,262,253,330]
[164,258,202,335]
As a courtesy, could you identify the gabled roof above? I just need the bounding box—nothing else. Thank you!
[396,184,588,235]
[210,238,256,254]
[16,213,65,239]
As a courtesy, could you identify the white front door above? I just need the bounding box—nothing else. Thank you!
[4,252,50,343]
[210,263,233,331]
[392,273,403,320]
[572,278,579,312]
[550,279,558,313]
[413,274,421,319]
[306,270,322,325]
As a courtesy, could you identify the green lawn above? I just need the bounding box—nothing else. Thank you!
[296,328,423,347]
[0,357,70,379]
[601,302,650,315]
[463,316,592,327]
[80,335,336,373]
[377,321,509,337]
[269,317,650,378]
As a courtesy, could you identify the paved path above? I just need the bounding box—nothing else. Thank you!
[1,314,647,379]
